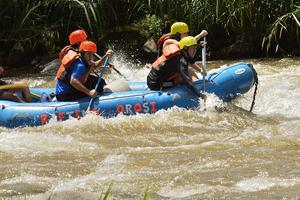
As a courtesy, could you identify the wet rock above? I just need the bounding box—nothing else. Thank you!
[40,58,60,75]
[214,40,257,59]
[7,42,33,67]
[143,38,157,53]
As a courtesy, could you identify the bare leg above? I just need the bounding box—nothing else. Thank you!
[8,82,32,102]
[0,91,23,102]
[21,87,32,102]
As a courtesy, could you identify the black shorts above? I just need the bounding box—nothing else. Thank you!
[56,75,106,101]
[147,69,160,90]
[147,74,174,90]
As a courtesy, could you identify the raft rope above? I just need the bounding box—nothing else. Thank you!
[249,65,258,112]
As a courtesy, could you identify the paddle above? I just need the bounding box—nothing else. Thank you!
[199,36,208,109]
[94,53,128,80]
[201,37,206,92]
[87,56,110,111]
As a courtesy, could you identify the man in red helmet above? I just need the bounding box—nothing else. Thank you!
[59,29,88,60]
[55,41,112,101]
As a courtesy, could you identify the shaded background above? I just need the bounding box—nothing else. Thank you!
[0,0,299,68]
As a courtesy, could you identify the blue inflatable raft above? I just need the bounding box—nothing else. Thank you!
[0,62,257,128]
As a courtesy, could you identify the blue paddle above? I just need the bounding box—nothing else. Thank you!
[87,56,110,111]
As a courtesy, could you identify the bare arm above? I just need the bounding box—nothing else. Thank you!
[163,39,179,48]
[190,63,202,73]
[179,58,206,100]
[191,63,206,75]
[195,30,208,41]
[94,49,113,68]
[70,77,97,98]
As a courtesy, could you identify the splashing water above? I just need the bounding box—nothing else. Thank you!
[0,57,300,199]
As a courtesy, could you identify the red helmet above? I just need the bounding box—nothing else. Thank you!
[79,41,97,53]
[69,29,87,45]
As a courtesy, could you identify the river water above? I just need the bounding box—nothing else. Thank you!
[0,57,299,199]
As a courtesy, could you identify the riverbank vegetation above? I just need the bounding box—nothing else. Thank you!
[0,0,299,67]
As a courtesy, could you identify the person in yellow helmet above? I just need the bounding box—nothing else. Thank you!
[157,22,208,80]
[147,36,206,100]
[164,22,207,47]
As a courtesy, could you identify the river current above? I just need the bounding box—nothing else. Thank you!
[0,57,299,199]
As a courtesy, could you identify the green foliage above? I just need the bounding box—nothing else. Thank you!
[0,0,299,60]
[133,0,300,54]
[263,5,300,54]
[143,185,150,200]
[134,14,165,40]
[98,182,113,200]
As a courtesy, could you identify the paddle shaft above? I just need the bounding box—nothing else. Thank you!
[87,57,110,110]
[201,37,206,92]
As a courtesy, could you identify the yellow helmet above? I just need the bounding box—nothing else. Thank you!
[170,22,189,35]
[179,36,197,49]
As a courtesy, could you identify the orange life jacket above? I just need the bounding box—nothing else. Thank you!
[59,46,70,60]
[156,33,171,55]
[56,50,80,82]
[152,43,181,69]
[157,33,171,48]
[152,44,182,83]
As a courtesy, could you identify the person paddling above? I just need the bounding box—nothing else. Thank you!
[59,29,114,74]
[147,36,206,101]
[55,41,113,101]
[161,22,208,49]
[157,22,208,80]
[0,66,32,102]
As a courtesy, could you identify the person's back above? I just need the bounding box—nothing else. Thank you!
[147,51,192,91]
[55,58,85,99]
